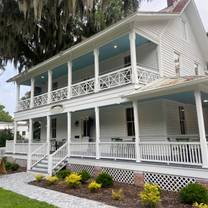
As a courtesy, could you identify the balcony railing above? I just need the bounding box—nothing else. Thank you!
[99,67,132,90]
[137,66,160,85]
[18,98,30,111]
[33,93,48,107]
[17,66,160,111]
[51,86,68,103]
[71,78,95,98]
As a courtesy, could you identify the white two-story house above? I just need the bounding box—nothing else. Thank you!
[4,0,208,191]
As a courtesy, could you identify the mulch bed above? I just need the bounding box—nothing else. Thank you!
[30,180,192,208]
[7,167,26,174]
[0,167,26,175]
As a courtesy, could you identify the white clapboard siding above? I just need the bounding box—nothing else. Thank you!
[160,13,206,77]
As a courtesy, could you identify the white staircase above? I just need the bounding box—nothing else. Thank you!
[29,142,68,175]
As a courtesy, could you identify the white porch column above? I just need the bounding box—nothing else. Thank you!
[46,115,51,155]
[67,61,72,99]
[194,91,208,168]
[94,49,100,92]
[13,121,17,154]
[67,112,72,157]
[95,106,100,159]
[15,83,20,112]
[133,101,141,162]
[27,118,33,170]
[30,78,35,108]
[48,70,52,104]
[129,31,138,85]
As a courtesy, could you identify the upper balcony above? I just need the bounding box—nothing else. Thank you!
[16,33,160,112]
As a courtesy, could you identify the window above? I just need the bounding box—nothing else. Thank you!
[124,55,131,67]
[178,106,186,135]
[126,108,135,136]
[82,119,90,137]
[33,121,41,141]
[22,131,26,136]
[52,118,57,138]
[174,52,180,76]
[194,63,199,75]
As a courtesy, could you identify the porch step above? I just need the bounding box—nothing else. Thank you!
[29,156,68,175]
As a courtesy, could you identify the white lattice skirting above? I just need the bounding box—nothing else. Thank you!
[68,164,134,184]
[144,172,196,192]
[69,164,95,176]
[101,167,135,184]
[68,164,197,191]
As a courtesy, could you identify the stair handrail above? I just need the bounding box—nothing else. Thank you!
[30,143,48,169]
[48,142,68,175]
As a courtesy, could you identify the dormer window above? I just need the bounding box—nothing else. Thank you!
[174,52,180,76]
[194,63,199,75]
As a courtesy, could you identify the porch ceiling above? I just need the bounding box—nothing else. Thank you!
[139,92,208,106]
[21,34,150,86]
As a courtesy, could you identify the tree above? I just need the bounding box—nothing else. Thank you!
[0,129,13,147]
[0,105,13,122]
[0,0,150,72]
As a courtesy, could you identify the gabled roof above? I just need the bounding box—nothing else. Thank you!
[161,0,190,13]
[125,76,208,100]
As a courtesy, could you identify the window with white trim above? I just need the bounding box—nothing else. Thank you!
[126,108,135,136]
[52,118,57,138]
[174,52,180,76]
[178,106,186,135]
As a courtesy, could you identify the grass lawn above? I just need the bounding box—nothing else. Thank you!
[0,188,57,208]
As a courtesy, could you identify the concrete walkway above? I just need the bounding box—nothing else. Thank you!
[0,172,114,208]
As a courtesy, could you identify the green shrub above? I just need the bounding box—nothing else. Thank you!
[79,170,91,183]
[35,174,44,182]
[140,183,161,208]
[180,183,208,204]
[56,169,71,180]
[96,172,113,188]
[88,181,102,192]
[65,173,81,188]
[5,162,19,171]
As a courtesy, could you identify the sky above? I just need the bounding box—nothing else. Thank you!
[0,0,208,116]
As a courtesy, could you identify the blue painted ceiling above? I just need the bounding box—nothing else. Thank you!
[22,34,150,86]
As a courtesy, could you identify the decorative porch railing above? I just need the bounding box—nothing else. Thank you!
[17,66,161,111]
[48,142,68,175]
[51,87,68,103]
[139,142,202,165]
[70,142,96,158]
[18,98,30,111]
[99,142,136,160]
[71,78,95,97]
[5,140,14,153]
[5,141,45,155]
[33,93,48,107]
[99,67,132,90]
[137,66,160,84]
[30,143,48,168]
